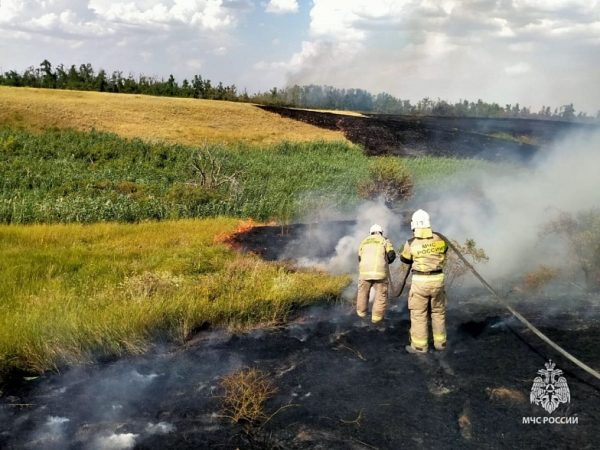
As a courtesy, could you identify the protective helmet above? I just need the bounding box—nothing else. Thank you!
[369,224,383,234]
[411,209,431,230]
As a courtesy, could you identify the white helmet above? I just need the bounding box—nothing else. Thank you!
[411,209,431,230]
[369,224,383,234]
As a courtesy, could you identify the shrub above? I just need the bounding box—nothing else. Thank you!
[542,209,600,291]
[218,368,277,424]
[445,238,489,288]
[520,266,559,293]
[358,156,413,206]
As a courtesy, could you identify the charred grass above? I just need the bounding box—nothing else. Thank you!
[0,219,350,375]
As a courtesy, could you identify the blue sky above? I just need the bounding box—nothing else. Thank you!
[1,0,599,113]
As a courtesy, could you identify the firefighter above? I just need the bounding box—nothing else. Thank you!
[357,224,396,324]
[400,209,448,353]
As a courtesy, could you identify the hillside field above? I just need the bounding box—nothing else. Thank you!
[0,86,346,146]
[0,87,501,377]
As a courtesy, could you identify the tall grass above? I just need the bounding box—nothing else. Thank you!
[0,219,350,375]
[0,128,503,224]
[0,127,366,223]
[403,156,511,186]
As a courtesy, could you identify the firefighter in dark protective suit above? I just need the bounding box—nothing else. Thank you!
[356,224,396,324]
[399,209,448,353]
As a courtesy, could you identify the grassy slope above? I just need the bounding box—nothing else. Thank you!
[0,89,353,375]
[0,219,349,374]
[0,86,346,145]
[0,128,367,223]
[0,87,504,376]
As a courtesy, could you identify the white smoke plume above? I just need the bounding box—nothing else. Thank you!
[290,200,402,273]
[91,432,138,450]
[27,416,70,449]
[419,129,600,282]
[145,421,176,434]
[287,129,600,292]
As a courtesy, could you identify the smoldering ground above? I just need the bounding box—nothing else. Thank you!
[2,291,600,449]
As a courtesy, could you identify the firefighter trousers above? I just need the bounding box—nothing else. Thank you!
[356,279,388,323]
[407,281,447,351]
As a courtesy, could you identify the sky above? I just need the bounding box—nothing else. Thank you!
[1,0,599,113]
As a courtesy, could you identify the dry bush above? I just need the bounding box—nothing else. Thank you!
[542,210,600,291]
[445,238,489,288]
[358,157,413,206]
[218,368,277,424]
[520,266,559,293]
[189,146,239,192]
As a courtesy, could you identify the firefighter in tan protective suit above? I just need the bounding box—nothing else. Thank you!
[400,209,448,353]
[357,224,396,324]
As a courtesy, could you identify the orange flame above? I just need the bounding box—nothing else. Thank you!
[215,219,259,246]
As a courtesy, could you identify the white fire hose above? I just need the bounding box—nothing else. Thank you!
[393,234,600,382]
[435,233,600,383]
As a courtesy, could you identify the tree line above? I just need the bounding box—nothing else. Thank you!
[0,60,239,101]
[1,60,597,121]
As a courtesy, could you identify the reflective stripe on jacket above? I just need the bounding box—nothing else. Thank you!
[400,230,447,283]
[358,234,394,280]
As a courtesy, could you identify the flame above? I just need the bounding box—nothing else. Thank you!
[215,219,260,246]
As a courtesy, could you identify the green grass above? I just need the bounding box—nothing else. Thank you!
[0,127,367,223]
[403,156,516,188]
[0,127,507,224]
[0,219,350,375]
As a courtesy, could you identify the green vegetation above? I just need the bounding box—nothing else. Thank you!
[358,156,413,206]
[490,132,537,146]
[0,219,350,375]
[0,127,490,224]
[0,127,365,224]
[0,124,504,377]
[402,156,505,187]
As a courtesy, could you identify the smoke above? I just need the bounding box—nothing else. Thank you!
[416,129,600,282]
[11,346,243,449]
[284,129,600,294]
[290,200,403,275]
[27,416,70,449]
[91,432,138,450]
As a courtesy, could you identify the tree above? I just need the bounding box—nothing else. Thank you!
[39,59,56,88]
[560,103,575,120]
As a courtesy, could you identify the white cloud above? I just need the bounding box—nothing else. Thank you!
[265,0,298,15]
[271,0,600,113]
[88,0,235,31]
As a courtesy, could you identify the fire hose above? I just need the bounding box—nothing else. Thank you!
[396,233,600,382]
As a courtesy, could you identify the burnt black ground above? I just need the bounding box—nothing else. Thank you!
[258,105,599,162]
[1,297,599,450]
[2,222,599,449]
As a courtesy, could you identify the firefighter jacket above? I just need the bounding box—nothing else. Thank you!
[400,228,447,284]
[358,234,395,281]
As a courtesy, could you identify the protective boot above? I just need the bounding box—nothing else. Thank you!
[405,345,427,354]
[434,342,446,351]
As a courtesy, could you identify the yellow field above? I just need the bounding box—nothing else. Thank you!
[0,86,347,146]
[0,219,350,373]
